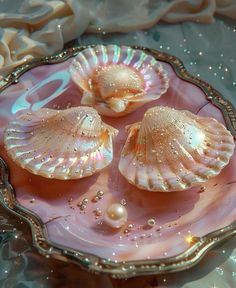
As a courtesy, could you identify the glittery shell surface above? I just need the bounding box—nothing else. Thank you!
[4,106,118,180]
[69,45,169,117]
[119,106,235,192]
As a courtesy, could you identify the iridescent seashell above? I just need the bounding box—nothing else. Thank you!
[119,106,235,192]
[4,107,118,180]
[70,45,169,117]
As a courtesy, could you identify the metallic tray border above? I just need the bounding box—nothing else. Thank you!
[0,45,235,279]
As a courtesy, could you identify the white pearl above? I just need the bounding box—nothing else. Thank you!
[104,203,128,228]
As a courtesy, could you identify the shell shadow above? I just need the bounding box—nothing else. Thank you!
[2,149,99,202]
[107,167,201,227]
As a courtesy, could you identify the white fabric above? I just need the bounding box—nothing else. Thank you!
[1,0,236,76]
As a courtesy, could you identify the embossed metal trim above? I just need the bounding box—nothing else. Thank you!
[0,46,236,278]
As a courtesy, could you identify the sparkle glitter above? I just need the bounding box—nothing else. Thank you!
[97,190,104,198]
[92,196,99,203]
[92,191,104,202]
[128,224,134,230]
[120,199,127,206]
[93,208,102,217]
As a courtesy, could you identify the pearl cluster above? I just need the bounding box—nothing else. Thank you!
[66,191,161,232]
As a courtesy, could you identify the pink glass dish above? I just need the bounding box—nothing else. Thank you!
[0,46,235,278]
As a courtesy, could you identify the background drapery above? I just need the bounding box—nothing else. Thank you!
[0,0,236,76]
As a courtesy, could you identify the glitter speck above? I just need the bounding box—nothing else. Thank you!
[92,196,99,203]
[128,224,134,230]
[185,234,194,244]
[94,208,102,217]
[120,199,127,206]
[199,52,203,56]
[97,190,104,198]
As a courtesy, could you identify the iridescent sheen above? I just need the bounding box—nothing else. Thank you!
[119,106,235,192]
[4,107,118,179]
[70,45,169,117]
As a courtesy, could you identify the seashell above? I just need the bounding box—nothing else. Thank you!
[4,107,118,180]
[119,106,235,192]
[70,45,169,117]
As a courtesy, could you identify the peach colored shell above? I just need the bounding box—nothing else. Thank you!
[119,106,235,192]
[4,106,118,180]
[69,45,169,117]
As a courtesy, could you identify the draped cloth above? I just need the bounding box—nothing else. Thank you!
[0,0,236,77]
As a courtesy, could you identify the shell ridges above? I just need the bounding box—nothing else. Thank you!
[70,45,169,117]
[4,107,118,180]
[119,106,235,192]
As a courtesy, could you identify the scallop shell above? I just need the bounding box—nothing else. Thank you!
[119,106,235,192]
[4,107,118,180]
[70,45,169,117]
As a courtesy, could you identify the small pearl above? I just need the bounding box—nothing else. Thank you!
[104,204,128,228]
[97,190,104,198]
[82,198,88,204]
[128,224,134,230]
[92,196,99,202]
[147,218,156,227]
